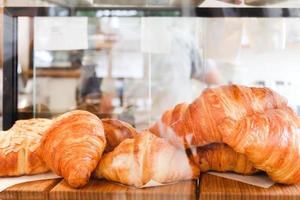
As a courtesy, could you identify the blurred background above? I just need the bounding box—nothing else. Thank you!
[1,0,300,130]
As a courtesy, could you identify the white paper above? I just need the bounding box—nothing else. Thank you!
[140,180,165,188]
[111,51,144,78]
[0,172,61,192]
[141,18,172,54]
[208,172,275,188]
[199,0,249,7]
[34,17,88,51]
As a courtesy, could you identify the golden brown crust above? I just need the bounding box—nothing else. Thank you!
[39,110,106,188]
[220,107,300,184]
[150,85,300,184]
[95,132,200,187]
[0,118,52,176]
[189,143,258,175]
[102,119,137,152]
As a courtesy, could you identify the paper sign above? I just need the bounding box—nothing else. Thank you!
[34,17,88,51]
[111,51,144,78]
[141,18,172,54]
[208,172,275,188]
[0,172,61,192]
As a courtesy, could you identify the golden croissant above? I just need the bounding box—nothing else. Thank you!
[0,118,52,176]
[102,118,137,153]
[39,110,106,188]
[150,85,287,148]
[189,143,257,175]
[150,85,300,184]
[95,132,200,187]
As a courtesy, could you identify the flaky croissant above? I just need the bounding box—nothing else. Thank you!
[95,132,200,187]
[102,119,137,152]
[220,107,300,184]
[150,85,300,184]
[39,110,106,188]
[0,118,52,176]
[149,100,257,175]
[150,85,287,148]
[189,143,258,175]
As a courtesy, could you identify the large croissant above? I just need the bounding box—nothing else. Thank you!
[150,85,300,184]
[220,107,300,184]
[39,110,106,188]
[150,85,287,148]
[0,118,52,176]
[95,132,200,187]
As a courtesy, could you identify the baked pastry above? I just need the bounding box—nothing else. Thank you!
[0,118,52,176]
[220,107,300,184]
[39,110,106,188]
[150,85,300,184]
[102,119,136,152]
[150,85,287,148]
[189,143,258,175]
[95,132,200,187]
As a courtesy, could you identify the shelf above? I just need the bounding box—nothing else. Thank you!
[25,68,81,78]
[4,6,300,17]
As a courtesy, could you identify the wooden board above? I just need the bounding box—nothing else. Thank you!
[199,174,300,200]
[0,179,61,200]
[49,179,196,200]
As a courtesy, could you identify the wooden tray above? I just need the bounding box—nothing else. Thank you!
[0,179,61,200]
[199,174,300,200]
[2,174,300,200]
[0,179,196,200]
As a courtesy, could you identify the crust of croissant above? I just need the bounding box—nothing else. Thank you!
[149,85,300,184]
[95,132,200,187]
[219,107,300,184]
[189,143,258,175]
[150,85,287,148]
[39,110,106,188]
[102,119,137,153]
[0,118,52,176]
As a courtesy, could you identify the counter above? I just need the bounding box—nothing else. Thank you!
[1,175,300,200]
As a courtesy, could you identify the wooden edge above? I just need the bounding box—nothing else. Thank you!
[199,174,300,200]
[49,179,197,200]
[0,179,62,200]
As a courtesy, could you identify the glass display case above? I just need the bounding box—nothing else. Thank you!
[2,0,300,131]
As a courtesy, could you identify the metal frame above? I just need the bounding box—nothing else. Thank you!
[3,6,300,129]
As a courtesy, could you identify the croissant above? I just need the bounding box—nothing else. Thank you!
[0,118,52,176]
[102,119,137,152]
[189,143,258,175]
[149,101,258,175]
[150,85,287,148]
[95,132,200,187]
[150,85,300,184]
[39,110,106,188]
[220,107,300,184]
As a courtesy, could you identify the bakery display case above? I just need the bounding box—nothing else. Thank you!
[2,0,300,200]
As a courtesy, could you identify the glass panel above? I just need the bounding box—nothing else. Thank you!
[200,17,300,115]
[4,0,202,8]
[5,0,300,8]
[16,16,300,131]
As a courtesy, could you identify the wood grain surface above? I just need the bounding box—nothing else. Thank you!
[199,174,300,200]
[49,179,196,200]
[0,179,61,200]
[3,174,300,200]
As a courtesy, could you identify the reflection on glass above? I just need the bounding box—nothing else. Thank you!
[15,17,300,131]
